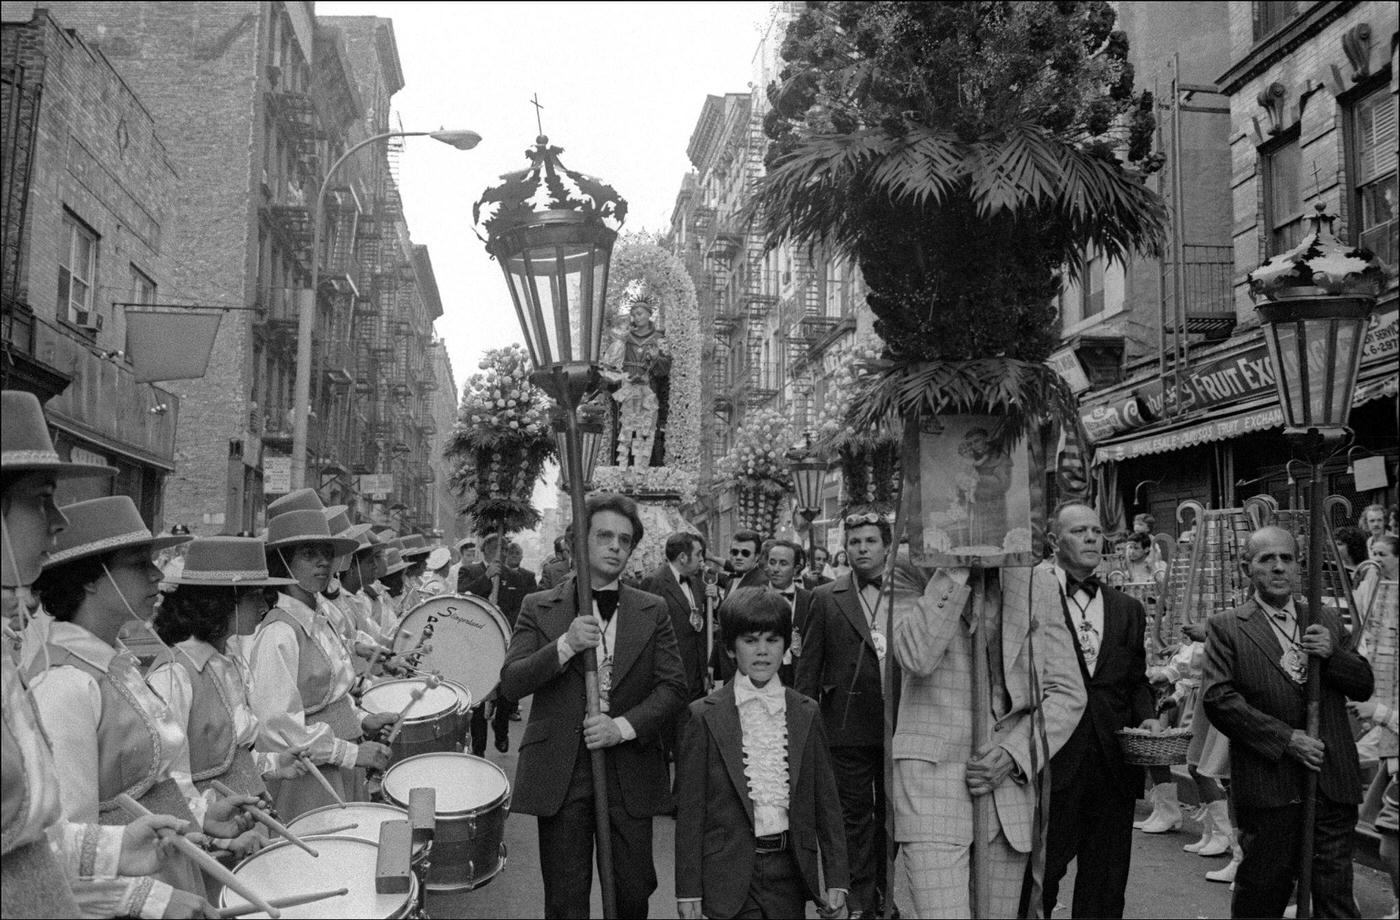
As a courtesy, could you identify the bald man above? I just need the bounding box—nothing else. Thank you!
[1203,526,1373,919]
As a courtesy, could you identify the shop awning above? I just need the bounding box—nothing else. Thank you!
[1091,364,1397,465]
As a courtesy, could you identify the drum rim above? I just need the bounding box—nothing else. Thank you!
[391,594,508,699]
[286,801,408,829]
[220,835,417,911]
[380,751,512,818]
[358,677,461,723]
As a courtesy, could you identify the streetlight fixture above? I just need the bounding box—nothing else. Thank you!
[290,129,482,492]
[552,402,607,493]
[1246,201,1385,920]
[787,430,829,586]
[474,133,626,918]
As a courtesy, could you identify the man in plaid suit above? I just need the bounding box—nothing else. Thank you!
[891,565,1085,917]
[1203,525,1373,919]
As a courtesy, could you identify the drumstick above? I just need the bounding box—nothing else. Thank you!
[385,641,432,661]
[217,888,349,918]
[382,675,441,746]
[210,780,317,858]
[296,755,346,808]
[114,794,281,920]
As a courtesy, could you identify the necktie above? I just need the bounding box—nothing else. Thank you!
[595,589,620,621]
[1067,573,1101,599]
[779,590,796,602]
[856,575,883,592]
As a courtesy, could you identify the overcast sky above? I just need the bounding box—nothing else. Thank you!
[319,0,776,392]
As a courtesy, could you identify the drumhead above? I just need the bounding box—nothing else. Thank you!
[393,594,509,706]
[286,802,407,845]
[360,678,460,721]
[382,752,511,816]
[222,836,411,917]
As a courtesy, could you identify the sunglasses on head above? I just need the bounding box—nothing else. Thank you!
[844,512,883,527]
[729,548,753,558]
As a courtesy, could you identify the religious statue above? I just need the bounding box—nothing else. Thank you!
[601,279,671,468]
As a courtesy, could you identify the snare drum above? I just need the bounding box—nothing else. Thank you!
[381,752,511,891]
[441,678,474,744]
[220,836,417,918]
[360,678,464,765]
[393,595,510,714]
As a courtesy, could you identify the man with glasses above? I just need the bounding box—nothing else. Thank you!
[795,511,892,918]
[727,530,768,591]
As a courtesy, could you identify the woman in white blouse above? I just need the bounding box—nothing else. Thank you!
[248,509,394,820]
[149,537,307,806]
[2,391,191,919]
[28,496,260,917]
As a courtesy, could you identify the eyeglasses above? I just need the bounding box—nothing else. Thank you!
[844,512,883,527]
[729,548,753,558]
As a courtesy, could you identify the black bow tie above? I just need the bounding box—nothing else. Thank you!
[594,589,619,621]
[779,589,796,600]
[1068,574,1101,599]
[857,576,883,591]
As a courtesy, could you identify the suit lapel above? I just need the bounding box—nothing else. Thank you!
[786,690,809,796]
[658,565,690,612]
[707,687,755,826]
[834,575,875,653]
[609,587,649,687]
[1236,601,1302,690]
[999,567,1029,671]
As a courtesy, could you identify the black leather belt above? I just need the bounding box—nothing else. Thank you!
[754,831,788,853]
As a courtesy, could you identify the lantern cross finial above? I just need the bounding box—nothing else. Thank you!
[531,93,545,137]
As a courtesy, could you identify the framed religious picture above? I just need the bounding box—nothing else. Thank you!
[904,414,1047,568]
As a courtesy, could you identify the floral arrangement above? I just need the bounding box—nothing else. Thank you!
[444,344,555,533]
[810,343,903,517]
[590,234,702,503]
[715,406,796,533]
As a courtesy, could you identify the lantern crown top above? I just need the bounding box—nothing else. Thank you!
[1247,202,1390,303]
[473,135,628,243]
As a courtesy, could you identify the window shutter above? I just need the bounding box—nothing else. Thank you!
[1356,91,1396,183]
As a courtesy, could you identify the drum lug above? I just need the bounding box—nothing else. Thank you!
[465,858,475,886]
[465,817,476,838]
[499,841,508,873]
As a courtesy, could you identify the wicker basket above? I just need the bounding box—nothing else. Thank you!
[1115,727,1193,766]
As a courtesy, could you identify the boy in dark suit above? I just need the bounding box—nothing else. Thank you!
[676,587,849,919]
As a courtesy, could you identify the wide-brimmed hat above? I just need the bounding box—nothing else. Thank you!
[2,391,117,480]
[381,546,410,577]
[455,535,476,552]
[266,488,328,519]
[44,496,192,569]
[165,537,295,587]
[324,507,374,548]
[263,509,359,556]
[398,534,432,558]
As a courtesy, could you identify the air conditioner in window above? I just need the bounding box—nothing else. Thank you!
[73,310,104,332]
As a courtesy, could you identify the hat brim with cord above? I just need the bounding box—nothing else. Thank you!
[2,390,117,480]
[263,509,360,558]
[164,536,295,588]
[42,496,192,570]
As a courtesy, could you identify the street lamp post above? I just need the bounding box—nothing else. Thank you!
[787,431,828,588]
[290,128,481,492]
[1246,202,1385,919]
[475,134,627,918]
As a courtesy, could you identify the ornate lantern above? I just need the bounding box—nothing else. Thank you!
[474,135,628,408]
[1247,202,1387,441]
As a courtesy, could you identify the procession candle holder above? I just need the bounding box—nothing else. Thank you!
[475,134,627,919]
[787,431,829,585]
[1247,202,1385,920]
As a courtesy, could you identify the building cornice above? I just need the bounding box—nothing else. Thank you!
[1216,1,1357,95]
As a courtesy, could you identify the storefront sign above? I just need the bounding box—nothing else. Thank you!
[359,473,394,499]
[69,446,110,468]
[1047,347,1092,394]
[263,456,291,494]
[1353,456,1389,492]
[1082,305,1397,442]
[1094,404,1285,463]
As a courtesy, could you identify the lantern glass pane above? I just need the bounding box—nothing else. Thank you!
[503,262,545,368]
[506,242,603,366]
[1329,317,1364,424]
[1273,321,1306,426]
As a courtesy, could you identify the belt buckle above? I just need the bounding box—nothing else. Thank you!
[755,831,787,853]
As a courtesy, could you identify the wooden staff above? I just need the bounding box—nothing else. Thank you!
[296,755,346,808]
[968,567,993,919]
[217,888,348,918]
[382,675,441,747]
[702,565,718,690]
[210,780,317,858]
[113,794,281,919]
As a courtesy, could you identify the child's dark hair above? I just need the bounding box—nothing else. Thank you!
[155,584,235,646]
[719,587,792,652]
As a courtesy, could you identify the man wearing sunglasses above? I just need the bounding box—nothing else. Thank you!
[726,530,768,591]
[795,511,893,918]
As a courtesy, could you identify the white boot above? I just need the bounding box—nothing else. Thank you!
[1183,805,1215,852]
[1139,782,1182,833]
[1196,800,1233,857]
[1205,841,1242,883]
[1133,785,1156,829]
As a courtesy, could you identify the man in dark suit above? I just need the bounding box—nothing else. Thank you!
[726,530,768,592]
[795,512,891,918]
[802,545,835,591]
[540,533,573,590]
[499,492,687,918]
[1203,525,1373,919]
[641,532,709,762]
[460,535,538,752]
[1041,501,1159,919]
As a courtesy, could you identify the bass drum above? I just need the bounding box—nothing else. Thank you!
[393,594,511,718]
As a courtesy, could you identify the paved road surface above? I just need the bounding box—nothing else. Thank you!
[423,700,1395,918]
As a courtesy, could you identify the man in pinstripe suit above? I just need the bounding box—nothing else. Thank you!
[1203,525,1373,919]
[890,565,1085,918]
